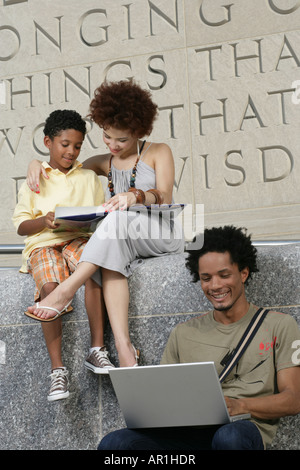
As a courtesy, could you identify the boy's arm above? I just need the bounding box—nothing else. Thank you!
[18,211,58,236]
[13,181,58,236]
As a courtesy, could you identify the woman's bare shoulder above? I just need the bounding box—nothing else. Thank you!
[149,141,171,150]
[147,141,173,157]
[151,142,174,163]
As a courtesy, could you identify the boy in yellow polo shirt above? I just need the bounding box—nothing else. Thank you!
[13,109,114,402]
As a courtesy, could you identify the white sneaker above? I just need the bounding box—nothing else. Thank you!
[47,367,69,402]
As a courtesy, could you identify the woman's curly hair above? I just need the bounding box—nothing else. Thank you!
[88,79,158,137]
[186,226,259,285]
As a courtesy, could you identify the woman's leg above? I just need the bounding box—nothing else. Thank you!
[102,267,137,367]
[27,261,99,320]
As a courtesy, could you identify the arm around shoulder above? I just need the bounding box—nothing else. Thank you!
[26,159,49,192]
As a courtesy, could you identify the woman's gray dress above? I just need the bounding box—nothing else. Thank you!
[80,152,185,284]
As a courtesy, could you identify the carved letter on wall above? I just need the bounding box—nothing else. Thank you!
[224,150,246,186]
[0,26,20,61]
[268,0,300,15]
[78,9,109,47]
[259,145,294,182]
[199,2,232,26]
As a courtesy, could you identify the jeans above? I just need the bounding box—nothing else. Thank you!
[98,420,264,450]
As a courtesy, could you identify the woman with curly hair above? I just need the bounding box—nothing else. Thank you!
[26,80,184,370]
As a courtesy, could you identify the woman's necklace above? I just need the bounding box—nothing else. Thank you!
[108,140,146,197]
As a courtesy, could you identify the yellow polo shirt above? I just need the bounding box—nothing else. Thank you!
[12,161,104,272]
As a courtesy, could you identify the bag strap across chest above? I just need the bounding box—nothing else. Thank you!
[219,307,270,383]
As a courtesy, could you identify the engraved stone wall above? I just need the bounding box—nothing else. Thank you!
[1,0,300,267]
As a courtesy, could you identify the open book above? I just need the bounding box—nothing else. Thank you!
[54,203,185,233]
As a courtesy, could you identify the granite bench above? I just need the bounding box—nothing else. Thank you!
[0,243,299,450]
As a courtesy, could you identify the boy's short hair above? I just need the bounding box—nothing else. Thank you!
[43,109,86,139]
[186,225,259,285]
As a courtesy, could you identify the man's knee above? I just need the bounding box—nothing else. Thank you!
[212,421,263,450]
[98,429,139,450]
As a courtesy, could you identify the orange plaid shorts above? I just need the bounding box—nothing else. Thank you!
[27,237,88,300]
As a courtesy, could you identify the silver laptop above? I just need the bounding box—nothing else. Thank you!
[108,362,250,429]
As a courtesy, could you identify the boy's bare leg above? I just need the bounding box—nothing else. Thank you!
[84,278,105,347]
[84,277,116,373]
[102,268,137,367]
[40,282,64,370]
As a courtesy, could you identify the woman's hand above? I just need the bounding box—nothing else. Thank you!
[104,191,137,211]
[26,160,49,193]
